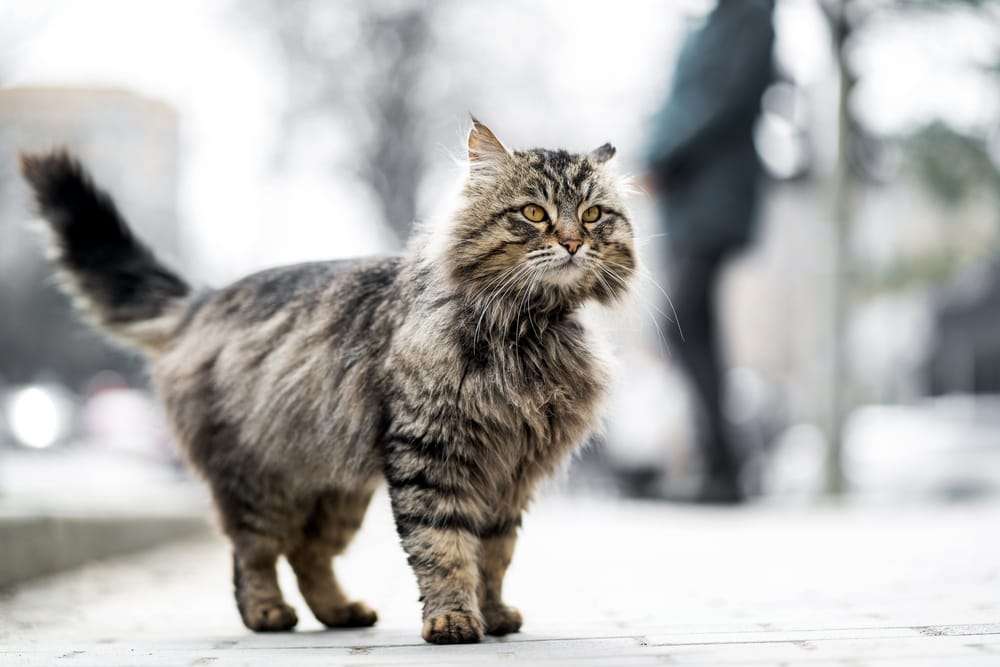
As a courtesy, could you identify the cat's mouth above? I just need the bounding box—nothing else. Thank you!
[542,256,586,285]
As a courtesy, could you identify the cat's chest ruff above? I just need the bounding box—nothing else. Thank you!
[471,324,605,431]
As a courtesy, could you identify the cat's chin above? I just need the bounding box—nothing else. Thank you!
[541,261,587,288]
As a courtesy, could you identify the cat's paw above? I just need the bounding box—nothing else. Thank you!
[243,601,298,632]
[483,604,522,636]
[421,611,483,644]
[315,601,378,628]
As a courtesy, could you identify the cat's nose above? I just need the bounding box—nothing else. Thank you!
[561,239,582,255]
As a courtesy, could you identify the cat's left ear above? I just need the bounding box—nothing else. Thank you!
[468,117,511,165]
[590,143,616,164]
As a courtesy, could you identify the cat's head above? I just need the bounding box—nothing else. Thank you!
[443,120,635,323]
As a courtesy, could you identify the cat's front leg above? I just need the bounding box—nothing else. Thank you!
[385,435,487,644]
[478,518,523,636]
[402,524,484,644]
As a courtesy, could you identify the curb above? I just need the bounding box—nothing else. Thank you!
[0,513,210,588]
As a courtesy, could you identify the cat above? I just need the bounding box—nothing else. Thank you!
[20,120,635,644]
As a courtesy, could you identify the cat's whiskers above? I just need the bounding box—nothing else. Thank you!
[603,256,667,303]
[632,232,672,247]
[473,263,535,347]
[472,262,523,309]
[583,255,609,292]
[525,265,545,338]
[599,256,683,342]
[591,261,673,357]
[514,263,543,342]
[473,267,525,344]
[494,265,538,332]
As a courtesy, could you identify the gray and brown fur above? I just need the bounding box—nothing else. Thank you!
[20,121,635,644]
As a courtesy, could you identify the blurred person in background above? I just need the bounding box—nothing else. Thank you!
[643,0,775,503]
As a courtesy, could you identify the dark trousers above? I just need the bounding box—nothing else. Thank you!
[666,249,739,479]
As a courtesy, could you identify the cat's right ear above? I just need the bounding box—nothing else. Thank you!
[468,117,511,166]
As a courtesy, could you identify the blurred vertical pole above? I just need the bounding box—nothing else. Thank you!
[827,0,855,495]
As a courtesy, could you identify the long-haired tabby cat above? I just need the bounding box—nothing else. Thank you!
[20,120,635,644]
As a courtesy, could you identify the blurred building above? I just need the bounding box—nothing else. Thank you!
[0,87,180,389]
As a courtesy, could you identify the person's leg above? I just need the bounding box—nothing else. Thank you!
[666,250,741,499]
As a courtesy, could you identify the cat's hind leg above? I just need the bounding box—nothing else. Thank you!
[478,518,523,636]
[210,473,300,632]
[231,534,299,632]
[287,488,378,628]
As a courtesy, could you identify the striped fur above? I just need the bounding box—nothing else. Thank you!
[20,121,635,644]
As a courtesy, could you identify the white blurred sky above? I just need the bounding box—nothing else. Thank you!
[2,0,996,282]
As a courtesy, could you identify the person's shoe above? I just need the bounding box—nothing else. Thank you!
[696,472,746,504]
[614,465,667,499]
[658,471,746,505]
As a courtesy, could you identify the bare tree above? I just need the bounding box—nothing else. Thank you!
[249,0,444,244]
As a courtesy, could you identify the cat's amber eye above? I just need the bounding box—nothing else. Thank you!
[522,204,547,223]
[582,205,601,223]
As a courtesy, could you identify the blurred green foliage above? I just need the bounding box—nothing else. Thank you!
[844,0,1000,292]
[904,122,1000,205]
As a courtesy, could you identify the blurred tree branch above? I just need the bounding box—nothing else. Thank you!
[247,0,445,244]
[819,0,1000,194]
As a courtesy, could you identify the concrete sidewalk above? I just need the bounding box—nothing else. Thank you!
[0,448,210,587]
[2,493,1000,666]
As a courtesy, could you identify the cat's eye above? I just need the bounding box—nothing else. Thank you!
[582,205,601,223]
[522,204,547,223]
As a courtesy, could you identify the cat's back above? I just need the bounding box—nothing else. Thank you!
[159,256,404,380]
[152,257,400,402]
[173,257,401,338]
[188,258,395,326]
[152,256,404,485]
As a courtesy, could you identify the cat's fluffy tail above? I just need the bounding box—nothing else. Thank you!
[20,149,191,354]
